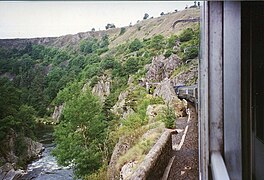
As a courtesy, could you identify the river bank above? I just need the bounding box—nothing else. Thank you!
[0,124,75,180]
[22,124,75,180]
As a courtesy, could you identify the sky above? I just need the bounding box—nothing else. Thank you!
[0,1,196,39]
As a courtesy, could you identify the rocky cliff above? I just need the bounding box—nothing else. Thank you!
[0,129,43,179]
[92,75,111,103]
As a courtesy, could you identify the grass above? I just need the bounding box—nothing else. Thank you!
[171,59,198,78]
[115,121,165,173]
[85,164,107,180]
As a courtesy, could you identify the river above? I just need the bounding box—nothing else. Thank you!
[21,125,75,180]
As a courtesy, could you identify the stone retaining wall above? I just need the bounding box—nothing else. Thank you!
[129,129,173,180]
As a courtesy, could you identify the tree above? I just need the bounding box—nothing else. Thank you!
[99,34,109,48]
[0,78,21,119]
[53,89,106,178]
[160,12,165,16]
[80,39,98,54]
[100,56,117,70]
[124,57,139,74]
[119,27,126,35]
[143,13,149,20]
[129,38,143,52]
[91,28,95,32]
[149,35,165,50]
[105,23,116,30]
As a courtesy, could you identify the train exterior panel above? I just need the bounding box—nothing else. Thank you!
[199,2,264,180]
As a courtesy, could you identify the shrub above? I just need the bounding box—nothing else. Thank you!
[124,57,139,74]
[163,106,176,128]
[167,35,178,48]
[80,39,98,54]
[149,35,165,50]
[164,49,173,58]
[129,39,143,52]
[100,57,117,70]
[119,27,126,35]
[96,47,109,55]
[182,46,198,60]
[99,34,109,48]
[178,28,194,42]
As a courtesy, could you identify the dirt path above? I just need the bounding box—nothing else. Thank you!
[167,103,198,180]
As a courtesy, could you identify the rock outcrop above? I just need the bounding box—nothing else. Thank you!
[92,75,111,103]
[153,78,186,117]
[52,104,64,123]
[111,86,136,119]
[146,54,181,83]
[107,137,132,180]
[0,163,24,180]
[23,137,43,162]
[171,59,198,86]
[0,129,43,178]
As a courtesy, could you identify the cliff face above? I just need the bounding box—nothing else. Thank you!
[146,54,182,82]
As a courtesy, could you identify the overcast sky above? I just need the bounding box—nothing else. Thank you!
[0,1,196,39]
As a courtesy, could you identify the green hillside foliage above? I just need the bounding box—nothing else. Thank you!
[0,77,37,167]
[0,23,199,178]
[53,89,106,178]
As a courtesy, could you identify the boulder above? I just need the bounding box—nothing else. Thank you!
[23,137,43,161]
[153,78,186,117]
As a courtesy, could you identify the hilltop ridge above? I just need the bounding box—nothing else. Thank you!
[0,8,199,50]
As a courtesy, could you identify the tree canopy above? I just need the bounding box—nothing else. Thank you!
[53,89,106,178]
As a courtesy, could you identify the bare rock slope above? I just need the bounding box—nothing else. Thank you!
[0,9,200,50]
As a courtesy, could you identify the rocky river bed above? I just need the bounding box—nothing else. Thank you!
[20,125,75,180]
[21,143,74,180]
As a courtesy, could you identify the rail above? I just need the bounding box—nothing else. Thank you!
[211,151,230,180]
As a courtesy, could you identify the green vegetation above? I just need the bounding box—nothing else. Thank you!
[116,121,165,171]
[178,26,199,61]
[53,88,106,178]
[119,27,126,35]
[0,21,199,178]
[0,77,37,167]
[163,105,176,128]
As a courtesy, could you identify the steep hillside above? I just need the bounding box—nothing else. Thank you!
[0,7,200,180]
[0,8,199,50]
